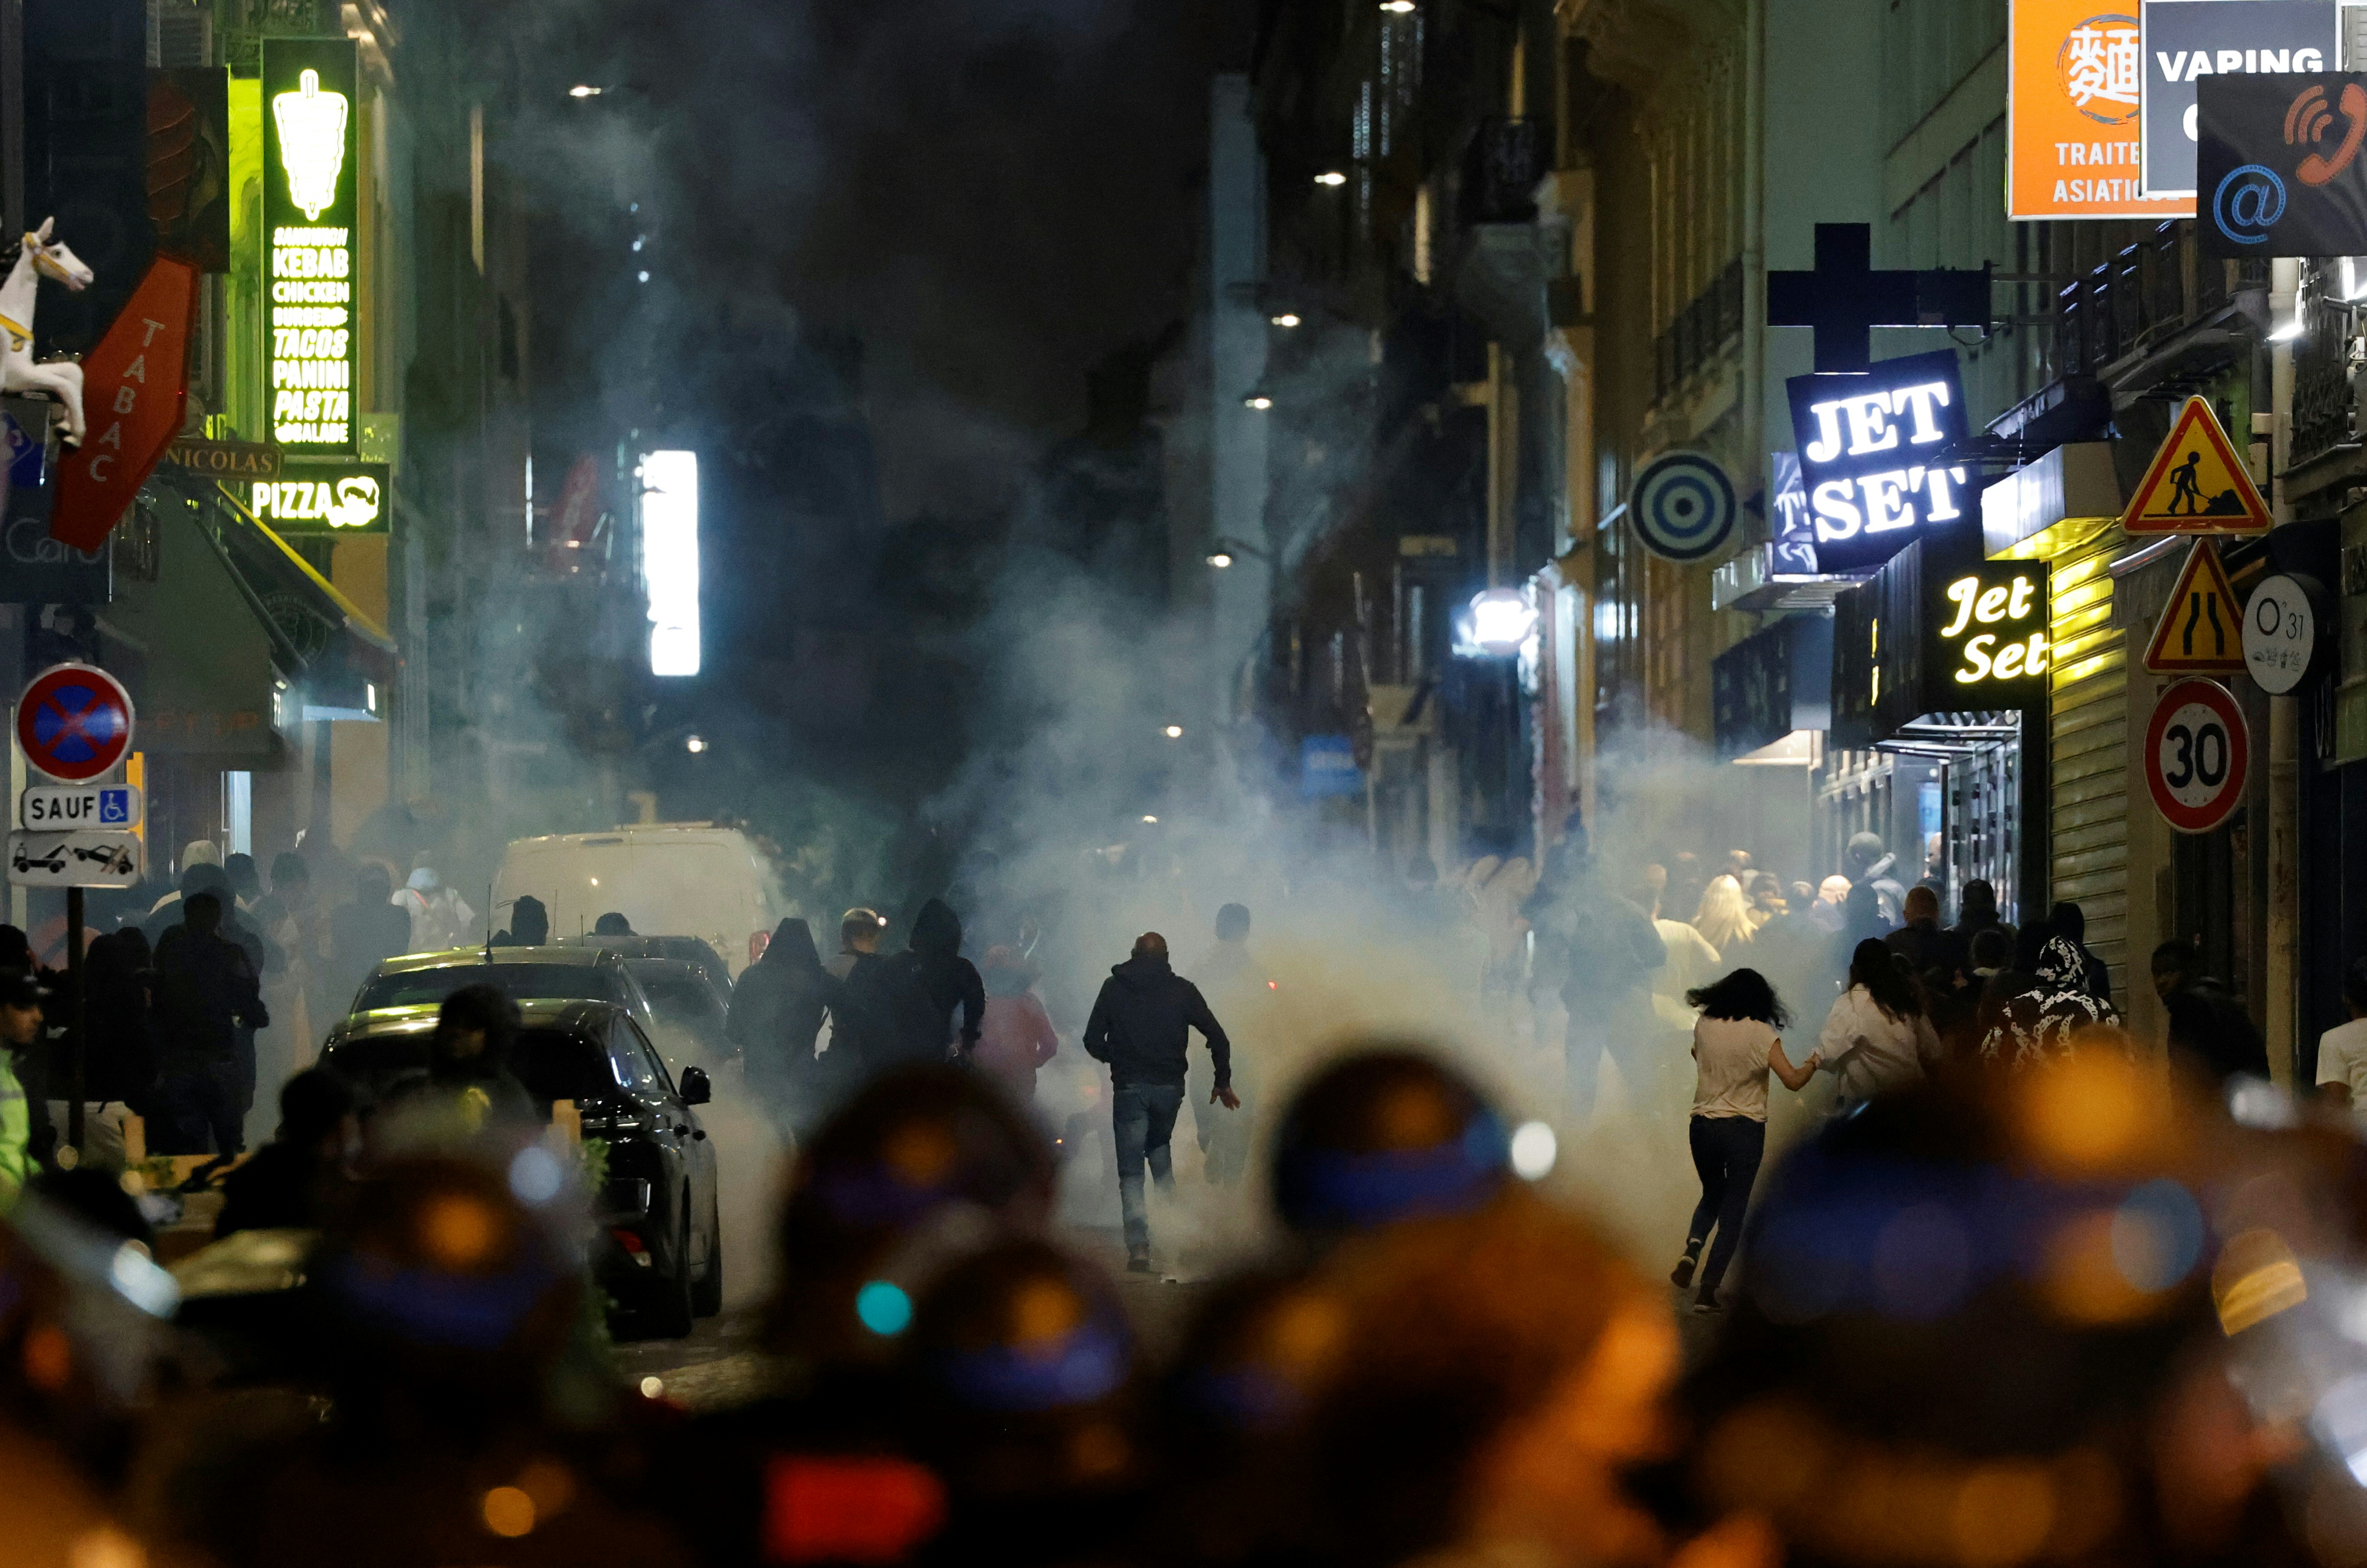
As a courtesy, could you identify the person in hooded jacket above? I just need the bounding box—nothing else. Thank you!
[377,983,539,1143]
[1084,932,1235,1272]
[728,917,843,1132]
[1979,936,2124,1070]
[850,898,985,1080]
[490,893,549,947]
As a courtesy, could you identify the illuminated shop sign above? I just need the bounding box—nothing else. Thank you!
[1932,563,2050,694]
[1831,543,2050,749]
[1785,350,1973,574]
[249,462,387,533]
[261,40,360,457]
[639,451,701,677]
[2138,0,2336,199]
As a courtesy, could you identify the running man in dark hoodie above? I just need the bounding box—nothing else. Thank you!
[855,898,985,1079]
[1082,932,1235,1272]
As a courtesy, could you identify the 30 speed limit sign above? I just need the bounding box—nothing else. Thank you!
[2144,678,2250,834]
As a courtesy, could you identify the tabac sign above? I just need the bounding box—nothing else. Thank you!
[261,39,359,458]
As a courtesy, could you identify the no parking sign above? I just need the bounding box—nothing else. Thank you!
[15,664,134,783]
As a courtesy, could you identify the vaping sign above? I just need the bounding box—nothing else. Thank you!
[260,39,359,457]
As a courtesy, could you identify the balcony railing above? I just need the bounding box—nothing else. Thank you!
[2291,279,2359,471]
[2048,224,2262,381]
[1653,258,1745,405]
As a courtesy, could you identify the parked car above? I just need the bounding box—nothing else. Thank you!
[623,955,734,1073]
[333,945,665,1045]
[560,933,735,1006]
[497,824,785,977]
[322,997,722,1336]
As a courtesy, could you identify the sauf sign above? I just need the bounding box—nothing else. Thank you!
[1935,566,2050,690]
[1786,350,1973,573]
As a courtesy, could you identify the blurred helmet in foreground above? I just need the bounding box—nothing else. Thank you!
[900,1239,1139,1564]
[771,1065,1055,1365]
[1686,1049,2307,1568]
[1270,1048,1510,1240]
[1299,1189,1671,1568]
[311,1153,586,1427]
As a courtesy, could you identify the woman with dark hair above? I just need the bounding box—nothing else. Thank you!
[1815,938,1942,1112]
[1673,968,1820,1313]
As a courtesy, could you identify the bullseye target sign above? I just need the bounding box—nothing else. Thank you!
[1629,451,1738,563]
[15,665,134,783]
[2143,677,2249,834]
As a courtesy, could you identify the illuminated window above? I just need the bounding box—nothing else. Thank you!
[641,451,700,677]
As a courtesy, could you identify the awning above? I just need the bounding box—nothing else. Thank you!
[164,474,397,721]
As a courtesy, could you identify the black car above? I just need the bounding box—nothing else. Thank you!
[322,997,723,1338]
[337,945,666,1045]
[627,956,734,1074]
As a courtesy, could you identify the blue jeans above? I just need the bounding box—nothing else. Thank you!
[1111,1079,1185,1255]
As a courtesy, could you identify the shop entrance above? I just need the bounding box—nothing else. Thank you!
[1878,711,2025,927]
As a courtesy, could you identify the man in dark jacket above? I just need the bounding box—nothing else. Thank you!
[1083,932,1235,1271]
[151,893,268,1160]
[1885,886,1969,978]
[2051,900,2112,1006]
[2151,940,2269,1084]
[851,898,984,1079]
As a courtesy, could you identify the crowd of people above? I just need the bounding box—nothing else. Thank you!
[4,981,2366,1568]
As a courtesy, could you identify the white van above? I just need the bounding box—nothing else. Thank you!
[496,824,786,977]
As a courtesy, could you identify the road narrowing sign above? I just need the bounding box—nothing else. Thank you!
[2144,677,2250,834]
[2123,396,2271,535]
[15,665,134,783]
[2142,538,2248,675]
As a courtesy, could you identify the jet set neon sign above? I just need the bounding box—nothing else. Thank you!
[1785,350,1971,572]
[1936,571,2048,686]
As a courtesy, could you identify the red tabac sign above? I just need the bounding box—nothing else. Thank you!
[49,255,200,551]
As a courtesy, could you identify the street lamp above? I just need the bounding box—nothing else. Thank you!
[1380,1,1417,12]
[1314,171,1348,187]
[1270,313,1302,328]
[1460,588,1538,657]
[1164,724,1184,739]
[568,84,603,98]
[1207,551,1235,568]
[1206,536,1273,570]
[685,734,707,754]
[1141,815,1160,824]
[1243,393,1273,410]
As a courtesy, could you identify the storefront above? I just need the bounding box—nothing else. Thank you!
[1828,536,2051,924]
[1981,442,2131,988]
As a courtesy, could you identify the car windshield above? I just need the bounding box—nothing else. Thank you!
[351,963,617,1014]
[637,973,724,1029]
[326,1027,618,1104]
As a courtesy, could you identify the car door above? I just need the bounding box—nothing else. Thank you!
[621,1013,716,1273]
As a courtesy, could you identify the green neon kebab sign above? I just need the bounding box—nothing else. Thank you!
[261,39,360,457]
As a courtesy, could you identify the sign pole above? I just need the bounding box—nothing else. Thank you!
[64,883,82,1156]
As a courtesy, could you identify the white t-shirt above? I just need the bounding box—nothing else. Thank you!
[1692,1014,1780,1121]
[1818,986,1940,1109]
[2317,1018,2367,1101]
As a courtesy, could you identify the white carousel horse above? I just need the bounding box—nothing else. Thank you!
[0,218,94,447]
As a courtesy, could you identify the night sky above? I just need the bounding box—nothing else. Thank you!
[597,0,1255,522]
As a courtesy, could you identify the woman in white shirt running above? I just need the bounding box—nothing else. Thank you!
[1817,938,1943,1112]
[1672,968,1819,1313]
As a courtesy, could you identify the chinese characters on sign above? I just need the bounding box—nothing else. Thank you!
[2009,1,2191,218]
[261,40,360,457]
